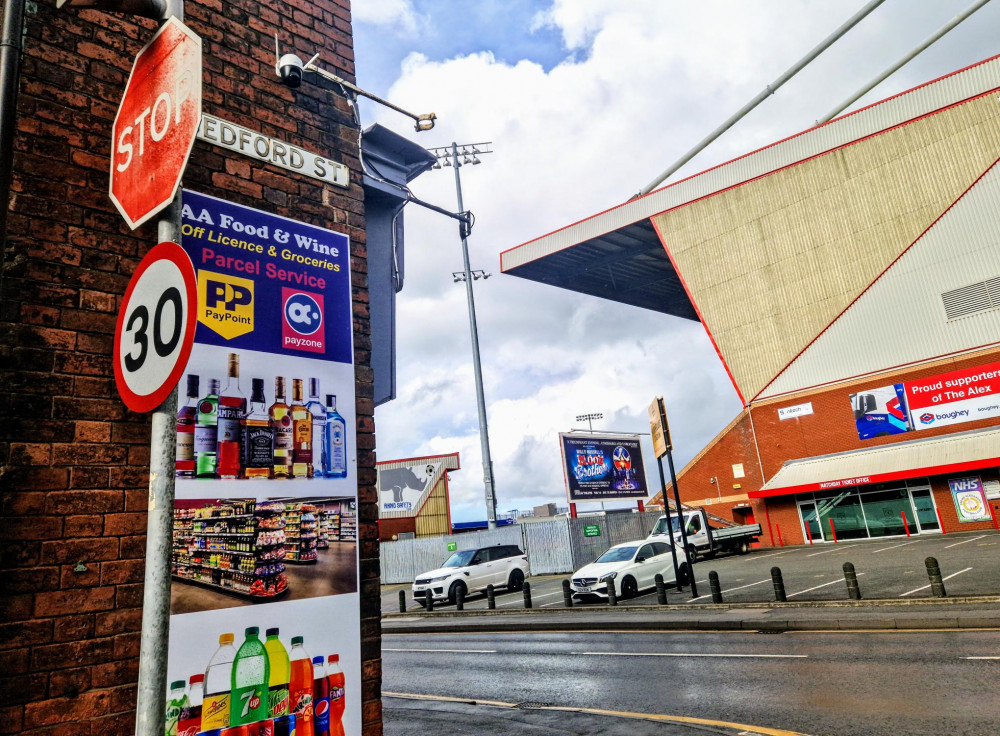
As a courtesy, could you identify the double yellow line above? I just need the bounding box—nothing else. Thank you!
[383,691,813,736]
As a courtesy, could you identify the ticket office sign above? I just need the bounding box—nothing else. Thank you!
[165,191,360,736]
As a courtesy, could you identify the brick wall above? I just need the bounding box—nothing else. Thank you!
[651,348,1000,547]
[0,0,380,734]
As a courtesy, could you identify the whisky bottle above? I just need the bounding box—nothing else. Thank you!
[216,353,246,479]
[243,378,272,479]
[324,394,347,479]
[195,379,220,478]
[290,378,312,478]
[269,377,293,479]
[175,374,199,478]
[306,378,327,477]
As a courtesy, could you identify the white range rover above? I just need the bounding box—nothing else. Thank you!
[412,544,529,605]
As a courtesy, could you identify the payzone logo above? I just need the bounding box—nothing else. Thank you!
[198,269,254,340]
[920,412,935,424]
[281,287,325,354]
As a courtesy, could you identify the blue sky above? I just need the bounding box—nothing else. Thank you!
[349,0,1000,522]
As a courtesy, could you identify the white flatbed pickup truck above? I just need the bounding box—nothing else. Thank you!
[648,508,761,561]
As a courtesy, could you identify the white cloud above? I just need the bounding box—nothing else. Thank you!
[366,0,1000,519]
[351,0,422,37]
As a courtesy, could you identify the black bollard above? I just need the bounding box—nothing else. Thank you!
[486,584,496,609]
[398,590,406,613]
[655,574,667,605]
[456,586,465,611]
[771,566,787,603]
[709,571,723,604]
[523,581,533,609]
[925,556,947,598]
[843,562,862,600]
[425,592,434,611]
[607,578,618,606]
[562,579,574,607]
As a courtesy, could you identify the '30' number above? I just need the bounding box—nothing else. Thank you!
[123,287,183,372]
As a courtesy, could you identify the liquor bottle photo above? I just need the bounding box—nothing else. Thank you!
[270,377,293,479]
[217,353,247,479]
[325,394,347,479]
[176,374,199,478]
[290,378,313,478]
[243,377,273,479]
[306,378,327,477]
[195,379,220,478]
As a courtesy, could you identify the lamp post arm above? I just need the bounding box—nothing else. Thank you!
[306,61,436,131]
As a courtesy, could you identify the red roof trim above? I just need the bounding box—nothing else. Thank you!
[749,457,1000,498]
[753,155,1000,402]
[649,216,746,405]
[500,53,1000,271]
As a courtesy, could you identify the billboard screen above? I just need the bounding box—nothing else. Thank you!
[559,433,648,502]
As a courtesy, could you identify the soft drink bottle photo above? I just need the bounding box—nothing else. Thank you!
[178,673,203,736]
[264,628,290,717]
[202,633,237,732]
[311,655,329,736]
[326,654,345,736]
[230,627,270,726]
[288,636,314,736]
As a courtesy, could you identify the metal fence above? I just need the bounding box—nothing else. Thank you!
[380,511,666,584]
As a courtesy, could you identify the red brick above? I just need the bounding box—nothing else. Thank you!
[39,538,118,565]
[33,587,115,617]
[51,615,95,644]
[22,690,113,728]
[72,422,109,443]
[44,491,121,515]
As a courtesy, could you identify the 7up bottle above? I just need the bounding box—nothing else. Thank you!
[230,626,270,726]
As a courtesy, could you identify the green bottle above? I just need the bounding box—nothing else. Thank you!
[230,626,270,726]
[195,378,220,478]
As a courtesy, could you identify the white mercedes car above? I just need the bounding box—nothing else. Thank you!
[570,540,689,601]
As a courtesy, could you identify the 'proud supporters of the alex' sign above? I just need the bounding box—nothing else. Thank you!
[905,360,1000,430]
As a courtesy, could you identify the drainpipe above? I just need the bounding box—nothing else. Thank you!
[0,0,25,297]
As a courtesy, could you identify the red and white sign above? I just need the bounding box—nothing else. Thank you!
[905,360,1000,430]
[110,18,202,229]
[114,242,197,412]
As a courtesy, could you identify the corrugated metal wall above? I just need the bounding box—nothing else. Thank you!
[380,512,666,583]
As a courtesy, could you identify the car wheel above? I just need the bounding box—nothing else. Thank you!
[621,576,638,600]
[448,581,467,605]
[678,562,691,587]
[687,545,698,563]
[507,568,525,591]
[740,540,750,555]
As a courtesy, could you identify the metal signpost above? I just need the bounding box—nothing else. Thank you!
[648,396,695,595]
[104,8,201,734]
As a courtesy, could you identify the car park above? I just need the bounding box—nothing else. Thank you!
[570,540,688,602]
[412,544,529,605]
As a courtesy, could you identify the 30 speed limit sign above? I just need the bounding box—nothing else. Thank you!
[114,242,197,412]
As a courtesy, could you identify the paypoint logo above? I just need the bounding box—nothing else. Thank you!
[198,270,254,339]
[281,287,325,354]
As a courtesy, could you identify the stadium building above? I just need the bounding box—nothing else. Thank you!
[502,55,1000,545]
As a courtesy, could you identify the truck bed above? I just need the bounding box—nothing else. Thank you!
[711,523,762,540]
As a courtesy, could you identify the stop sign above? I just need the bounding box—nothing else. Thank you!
[110,17,202,230]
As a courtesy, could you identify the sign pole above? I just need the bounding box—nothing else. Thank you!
[133,118,183,736]
[665,442,697,598]
[655,456,681,590]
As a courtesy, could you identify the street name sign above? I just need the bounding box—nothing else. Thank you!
[110,17,202,229]
[114,242,197,412]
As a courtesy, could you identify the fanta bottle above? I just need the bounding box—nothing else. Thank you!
[327,654,345,736]
[264,628,290,717]
[202,633,237,732]
[311,656,329,736]
[230,627,270,726]
[288,637,314,736]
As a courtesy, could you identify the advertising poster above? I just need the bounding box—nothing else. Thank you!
[904,361,1000,431]
[165,191,360,736]
[949,477,992,523]
[559,433,648,502]
[378,462,441,516]
[850,384,911,440]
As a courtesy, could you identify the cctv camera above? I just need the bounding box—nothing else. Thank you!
[277,53,304,88]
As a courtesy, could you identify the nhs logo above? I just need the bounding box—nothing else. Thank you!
[948,477,982,493]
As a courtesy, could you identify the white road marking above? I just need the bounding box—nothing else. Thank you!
[689,578,770,602]
[899,567,973,597]
[871,540,921,553]
[750,551,790,560]
[963,656,1000,660]
[787,572,866,598]
[573,651,808,659]
[806,545,856,557]
[944,535,987,549]
[383,648,497,654]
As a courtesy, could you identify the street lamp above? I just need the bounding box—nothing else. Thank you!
[428,141,499,529]
[576,412,603,432]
